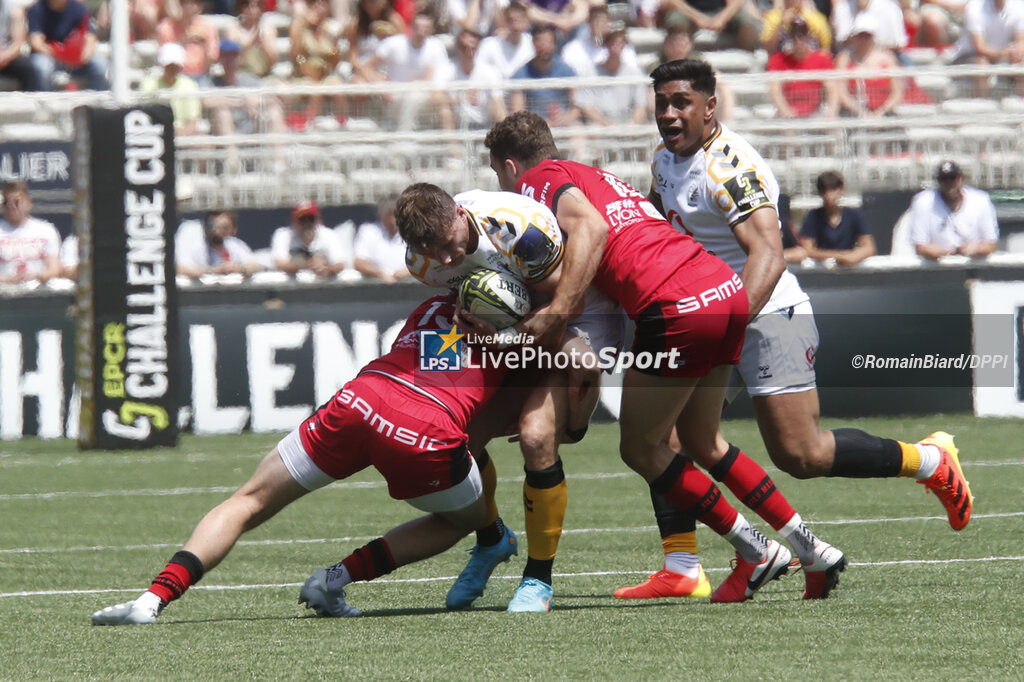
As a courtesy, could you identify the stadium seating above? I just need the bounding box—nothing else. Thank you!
[2,12,1023,222]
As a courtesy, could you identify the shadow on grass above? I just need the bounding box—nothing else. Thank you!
[161,590,803,624]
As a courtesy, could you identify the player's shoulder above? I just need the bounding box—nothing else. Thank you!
[704,124,757,159]
[704,125,772,176]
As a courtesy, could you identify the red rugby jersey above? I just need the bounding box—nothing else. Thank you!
[360,294,508,431]
[518,159,704,315]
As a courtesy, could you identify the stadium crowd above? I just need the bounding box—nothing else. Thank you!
[1,0,1019,284]
[3,0,1023,120]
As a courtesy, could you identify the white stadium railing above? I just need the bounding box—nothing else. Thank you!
[1,63,1022,209]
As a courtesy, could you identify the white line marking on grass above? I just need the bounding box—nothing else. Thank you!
[4,555,1024,599]
[3,460,1015,501]
[0,475,624,501]
[4,512,1021,556]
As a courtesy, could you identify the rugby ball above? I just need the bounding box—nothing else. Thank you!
[458,268,531,329]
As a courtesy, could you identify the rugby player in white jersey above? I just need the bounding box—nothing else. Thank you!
[399,183,626,612]
[615,59,972,602]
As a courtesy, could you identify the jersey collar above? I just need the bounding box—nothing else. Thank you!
[701,122,722,152]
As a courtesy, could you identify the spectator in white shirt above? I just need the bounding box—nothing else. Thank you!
[451,28,507,128]
[354,196,410,283]
[950,0,1024,95]
[476,1,534,79]
[368,11,454,129]
[0,181,61,284]
[176,210,264,279]
[448,0,508,36]
[832,0,909,54]
[561,4,640,78]
[577,25,648,124]
[908,161,999,260]
[271,200,348,278]
[59,232,78,280]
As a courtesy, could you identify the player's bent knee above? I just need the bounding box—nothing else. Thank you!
[518,414,557,463]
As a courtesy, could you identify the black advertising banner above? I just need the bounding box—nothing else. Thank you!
[73,105,179,449]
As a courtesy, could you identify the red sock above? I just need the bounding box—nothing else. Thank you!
[710,445,796,532]
[341,538,396,583]
[654,456,738,536]
[148,550,204,604]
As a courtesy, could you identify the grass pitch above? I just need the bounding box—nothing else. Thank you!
[2,414,1022,680]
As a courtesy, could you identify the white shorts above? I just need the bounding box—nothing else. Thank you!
[276,429,484,513]
[568,285,627,369]
[735,299,819,398]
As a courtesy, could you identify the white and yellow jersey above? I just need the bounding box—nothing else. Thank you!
[406,189,563,290]
[406,189,626,355]
[651,122,808,314]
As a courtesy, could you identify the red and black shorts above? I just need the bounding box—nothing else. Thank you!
[631,250,749,378]
[286,372,472,501]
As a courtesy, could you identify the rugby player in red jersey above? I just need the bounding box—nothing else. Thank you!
[91,294,518,624]
[473,111,835,602]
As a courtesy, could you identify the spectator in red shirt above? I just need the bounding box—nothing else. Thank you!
[766,16,837,118]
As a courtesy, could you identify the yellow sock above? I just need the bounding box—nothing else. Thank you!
[523,480,567,560]
[662,531,698,556]
[897,441,921,478]
[480,456,499,526]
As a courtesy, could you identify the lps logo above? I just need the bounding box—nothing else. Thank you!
[419,326,464,372]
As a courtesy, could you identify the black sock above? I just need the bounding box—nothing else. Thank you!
[523,557,553,586]
[829,428,902,478]
[475,516,506,547]
[649,483,698,539]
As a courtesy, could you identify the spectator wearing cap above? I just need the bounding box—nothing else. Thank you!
[27,0,108,90]
[271,201,348,278]
[767,15,838,118]
[140,43,202,135]
[949,0,1024,96]
[760,0,832,53]
[353,195,409,283]
[799,170,876,266]
[176,210,264,279]
[156,0,219,84]
[908,161,999,260]
[834,14,904,117]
